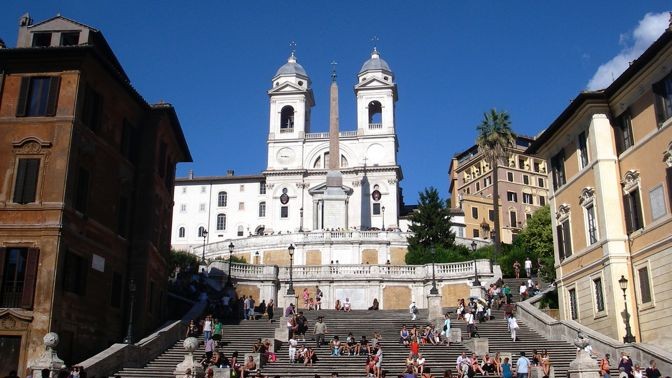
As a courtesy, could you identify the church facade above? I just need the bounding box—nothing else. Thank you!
[172,49,405,265]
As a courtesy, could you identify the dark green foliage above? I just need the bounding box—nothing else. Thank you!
[168,249,199,274]
[538,289,559,309]
[405,187,455,264]
[515,206,555,282]
[214,255,248,264]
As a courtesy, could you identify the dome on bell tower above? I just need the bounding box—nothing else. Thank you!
[274,52,309,79]
[359,48,392,75]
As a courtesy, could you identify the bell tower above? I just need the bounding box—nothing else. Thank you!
[355,48,397,135]
[268,51,314,140]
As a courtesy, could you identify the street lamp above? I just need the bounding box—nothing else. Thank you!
[618,275,636,343]
[226,242,234,287]
[287,244,295,295]
[201,229,209,265]
[429,246,438,295]
[123,279,136,344]
[382,206,386,230]
[471,241,481,287]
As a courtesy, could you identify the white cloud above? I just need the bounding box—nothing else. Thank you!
[586,12,669,90]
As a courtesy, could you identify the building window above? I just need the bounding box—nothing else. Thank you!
[526,213,532,221]
[585,203,598,244]
[32,32,51,47]
[181,187,187,194]
[649,185,667,221]
[539,196,546,206]
[201,186,206,193]
[82,84,103,131]
[653,72,672,126]
[473,229,480,238]
[551,150,566,190]
[638,266,652,304]
[615,112,634,154]
[178,227,185,238]
[259,202,266,217]
[180,204,186,212]
[484,176,492,187]
[507,191,518,202]
[280,105,295,131]
[538,178,545,188]
[471,207,478,219]
[465,187,470,195]
[507,172,514,182]
[110,272,122,308]
[12,158,40,204]
[568,288,578,320]
[75,167,90,214]
[509,211,517,227]
[60,32,80,46]
[237,226,244,237]
[623,188,643,234]
[475,182,480,191]
[533,162,541,173]
[518,158,525,169]
[218,191,227,207]
[557,218,572,261]
[198,226,206,238]
[523,175,529,185]
[372,203,381,215]
[488,209,494,221]
[199,203,206,212]
[578,131,589,169]
[523,193,533,204]
[260,184,266,195]
[280,206,289,218]
[238,202,245,211]
[216,214,226,231]
[16,76,60,117]
[63,250,87,296]
[239,185,245,192]
[0,247,39,309]
[594,278,605,313]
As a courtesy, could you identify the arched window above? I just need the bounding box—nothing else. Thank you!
[218,191,227,207]
[178,227,185,238]
[341,155,348,168]
[237,225,244,236]
[216,214,226,230]
[313,156,322,168]
[280,106,295,131]
[368,101,382,124]
[198,226,206,237]
[324,152,330,168]
[259,202,266,217]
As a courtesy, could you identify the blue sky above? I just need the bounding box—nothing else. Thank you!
[2,2,669,203]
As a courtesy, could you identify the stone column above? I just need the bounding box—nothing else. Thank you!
[174,337,204,378]
[427,293,443,322]
[568,350,599,378]
[28,332,66,378]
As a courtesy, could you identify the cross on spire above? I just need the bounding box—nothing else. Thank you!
[289,41,297,57]
[331,60,338,82]
[370,36,380,53]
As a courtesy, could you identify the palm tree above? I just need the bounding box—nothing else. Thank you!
[476,109,516,262]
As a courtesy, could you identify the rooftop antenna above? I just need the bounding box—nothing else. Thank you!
[330,60,338,82]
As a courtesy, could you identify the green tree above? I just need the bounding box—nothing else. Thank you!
[406,187,455,264]
[476,109,516,263]
[516,205,555,282]
[168,249,199,274]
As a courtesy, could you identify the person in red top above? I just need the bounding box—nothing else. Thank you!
[409,338,420,358]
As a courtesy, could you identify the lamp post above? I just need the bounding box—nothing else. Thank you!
[618,275,636,343]
[382,205,386,230]
[200,229,208,265]
[471,241,480,287]
[429,246,438,295]
[123,279,136,344]
[287,244,295,295]
[226,242,234,287]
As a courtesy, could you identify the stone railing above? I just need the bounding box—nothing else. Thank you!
[306,130,360,139]
[369,123,383,129]
[79,298,208,377]
[199,230,411,259]
[210,259,493,283]
[517,288,672,373]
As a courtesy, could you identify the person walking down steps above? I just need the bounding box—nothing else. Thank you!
[410,301,418,320]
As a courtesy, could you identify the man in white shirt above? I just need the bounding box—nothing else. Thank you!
[516,351,531,378]
[464,310,477,337]
[456,352,468,376]
[409,301,417,320]
[524,257,532,278]
[519,283,527,300]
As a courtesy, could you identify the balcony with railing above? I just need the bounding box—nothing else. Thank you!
[368,123,383,129]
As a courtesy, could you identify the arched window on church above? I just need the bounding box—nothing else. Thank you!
[324,152,330,168]
[216,214,226,230]
[237,225,244,236]
[368,101,382,127]
[280,106,295,132]
[341,155,348,168]
[218,191,227,207]
[259,202,266,217]
[313,156,322,169]
[198,226,206,237]
[178,227,185,238]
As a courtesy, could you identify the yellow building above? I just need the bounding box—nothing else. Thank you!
[527,22,672,347]
[449,137,549,244]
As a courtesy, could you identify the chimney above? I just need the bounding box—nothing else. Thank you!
[187,169,194,180]
[226,170,235,176]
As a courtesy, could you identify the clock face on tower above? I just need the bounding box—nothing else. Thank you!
[276,147,296,165]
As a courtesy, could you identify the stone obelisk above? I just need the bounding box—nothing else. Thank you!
[322,65,348,229]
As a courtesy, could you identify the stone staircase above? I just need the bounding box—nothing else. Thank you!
[113,305,594,378]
